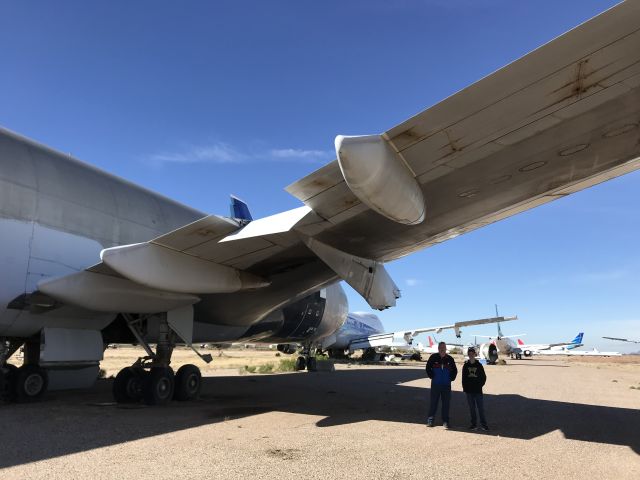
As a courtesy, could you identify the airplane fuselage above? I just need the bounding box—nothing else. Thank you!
[0,128,346,346]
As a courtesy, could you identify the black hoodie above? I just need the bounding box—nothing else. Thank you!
[462,360,486,394]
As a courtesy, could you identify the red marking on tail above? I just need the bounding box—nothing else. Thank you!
[517,339,524,346]
[428,336,434,347]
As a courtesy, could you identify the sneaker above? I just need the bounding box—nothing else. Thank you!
[481,424,489,431]
[468,424,477,430]
[426,417,434,427]
[443,422,450,430]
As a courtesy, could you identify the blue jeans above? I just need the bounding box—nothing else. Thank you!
[428,384,451,422]
[466,393,487,426]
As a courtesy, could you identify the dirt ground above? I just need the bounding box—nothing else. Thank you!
[1,350,639,480]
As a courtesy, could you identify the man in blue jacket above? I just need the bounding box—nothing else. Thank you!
[426,341,458,429]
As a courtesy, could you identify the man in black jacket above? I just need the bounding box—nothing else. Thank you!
[425,342,457,429]
[462,347,488,430]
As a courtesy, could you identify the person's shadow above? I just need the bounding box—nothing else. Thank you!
[0,367,638,468]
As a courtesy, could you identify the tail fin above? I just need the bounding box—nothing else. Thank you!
[230,195,253,222]
[428,336,434,348]
[517,339,524,346]
[571,332,584,344]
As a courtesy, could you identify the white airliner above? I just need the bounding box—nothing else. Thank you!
[473,320,526,361]
[517,333,584,357]
[536,347,622,357]
[2,3,640,405]
[309,312,512,362]
[418,336,445,354]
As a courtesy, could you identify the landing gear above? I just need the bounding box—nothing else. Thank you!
[307,357,317,372]
[13,365,48,402]
[295,356,307,371]
[112,313,204,405]
[113,367,145,403]
[143,367,175,406]
[295,344,319,372]
[174,364,202,401]
[1,338,48,403]
[0,364,18,402]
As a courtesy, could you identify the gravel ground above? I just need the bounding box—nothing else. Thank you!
[1,356,639,480]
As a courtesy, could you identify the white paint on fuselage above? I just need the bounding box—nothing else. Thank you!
[0,219,113,336]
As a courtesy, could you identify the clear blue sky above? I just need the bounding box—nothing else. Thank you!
[1,1,638,352]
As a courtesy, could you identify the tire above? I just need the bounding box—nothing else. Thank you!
[295,356,306,371]
[143,367,175,406]
[174,364,201,401]
[14,365,48,402]
[113,367,145,403]
[307,357,317,372]
[1,363,19,401]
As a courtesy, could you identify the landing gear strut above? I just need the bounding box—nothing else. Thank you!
[112,314,204,405]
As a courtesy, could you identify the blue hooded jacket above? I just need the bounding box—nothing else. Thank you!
[426,353,458,386]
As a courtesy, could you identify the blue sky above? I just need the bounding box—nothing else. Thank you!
[1,1,638,352]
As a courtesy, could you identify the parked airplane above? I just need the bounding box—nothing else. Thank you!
[536,347,622,357]
[418,336,445,354]
[517,332,584,357]
[2,3,640,405]
[474,320,526,361]
[309,312,513,363]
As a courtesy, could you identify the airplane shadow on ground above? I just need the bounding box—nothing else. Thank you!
[0,367,638,468]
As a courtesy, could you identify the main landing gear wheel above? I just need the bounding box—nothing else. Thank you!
[113,367,145,403]
[306,357,318,372]
[14,365,48,403]
[174,364,201,401]
[295,356,306,371]
[143,367,175,406]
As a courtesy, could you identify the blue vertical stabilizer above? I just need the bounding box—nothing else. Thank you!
[230,195,253,222]
[567,332,584,349]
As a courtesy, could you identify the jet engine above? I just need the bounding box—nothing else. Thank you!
[240,283,349,344]
[523,349,533,357]
[479,343,499,364]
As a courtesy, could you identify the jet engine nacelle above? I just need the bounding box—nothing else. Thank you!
[277,344,298,355]
[479,343,499,364]
[335,135,426,225]
[241,283,349,344]
[523,349,533,357]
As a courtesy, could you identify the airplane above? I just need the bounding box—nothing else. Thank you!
[417,336,444,354]
[307,312,514,363]
[517,332,584,357]
[473,319,526,361]
[2,2,640,405]
[536,347,622,357]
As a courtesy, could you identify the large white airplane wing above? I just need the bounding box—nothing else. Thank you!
[348,316,517,351]
[603,336,640,344]
[38,3,640,316]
